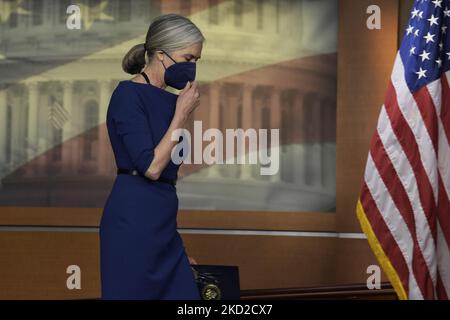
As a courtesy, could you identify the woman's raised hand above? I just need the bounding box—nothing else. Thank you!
[174,80,200,124]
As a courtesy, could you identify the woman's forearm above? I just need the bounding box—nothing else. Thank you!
[144,80,198,180]
[144,115,186,180]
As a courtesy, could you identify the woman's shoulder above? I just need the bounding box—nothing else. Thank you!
[109,79,178,110]
[121,78,179,99]
[107,81,147,118]
[113,80,172,98]
[110,80,148,103]
[112,80,137,96]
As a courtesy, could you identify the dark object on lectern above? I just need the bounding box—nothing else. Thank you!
[191,265,240,300]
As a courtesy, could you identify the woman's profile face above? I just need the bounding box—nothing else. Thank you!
[157,42,203,68]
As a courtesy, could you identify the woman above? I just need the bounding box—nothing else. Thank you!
[99,13,204,300]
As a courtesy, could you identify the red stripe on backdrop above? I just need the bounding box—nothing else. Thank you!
[360,183,410,295]
[369,132,434,298]
[384,82,438,241]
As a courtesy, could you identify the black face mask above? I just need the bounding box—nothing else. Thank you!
[160,49,196,89]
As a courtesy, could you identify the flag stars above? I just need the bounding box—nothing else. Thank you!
[432,0,443,8]
[419,50,431,61]
[423,32,435,43]
[427,14,439,26]
[444,7,450,17]
[403,2,449,90]
[415,67,427,79]
[406,25,414,35]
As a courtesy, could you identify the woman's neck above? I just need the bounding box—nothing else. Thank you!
[141,65,166,89]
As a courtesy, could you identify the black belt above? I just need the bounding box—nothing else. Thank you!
[117,168,177,186]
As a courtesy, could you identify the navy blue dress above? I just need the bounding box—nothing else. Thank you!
[99,80,200,300]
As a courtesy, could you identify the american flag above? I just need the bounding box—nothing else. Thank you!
[48,96,70,130]
[357,0,450,300]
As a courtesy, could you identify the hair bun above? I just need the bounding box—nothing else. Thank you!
[121,43,146,75]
